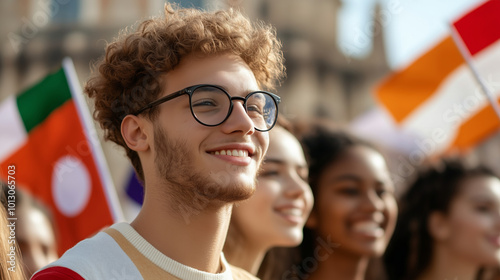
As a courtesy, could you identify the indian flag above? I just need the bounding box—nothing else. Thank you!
[0,58,123,256]
[376,0,500,155]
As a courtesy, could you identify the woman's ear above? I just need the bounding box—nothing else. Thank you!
[428,211,451,241]
[121,115,150,152]
[305,208,318,229]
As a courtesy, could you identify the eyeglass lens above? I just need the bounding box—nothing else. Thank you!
[190,86,277,131]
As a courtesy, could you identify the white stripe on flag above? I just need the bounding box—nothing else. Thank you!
[350,108,422,154]
[402,40,500,153]
[0,96,28,162]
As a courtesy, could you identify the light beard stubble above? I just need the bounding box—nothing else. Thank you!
[153,124,257,216]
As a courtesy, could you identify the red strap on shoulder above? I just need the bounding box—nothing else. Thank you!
[31,266,85,280]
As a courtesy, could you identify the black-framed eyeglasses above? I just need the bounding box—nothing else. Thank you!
[132,84,281,132]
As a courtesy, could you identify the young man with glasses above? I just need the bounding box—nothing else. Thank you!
[32,4,284,280]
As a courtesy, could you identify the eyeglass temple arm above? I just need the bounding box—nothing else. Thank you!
[270,92,281,104]
[132,89,187,116]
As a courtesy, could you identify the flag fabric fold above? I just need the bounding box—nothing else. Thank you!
[376,0,500,155]
[452,0,500,57]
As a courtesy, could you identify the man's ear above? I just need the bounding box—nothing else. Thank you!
[121,115,150,152]
[428,211,451,241]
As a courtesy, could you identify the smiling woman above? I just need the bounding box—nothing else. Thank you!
[384,159,500,280]
[223,119,314,279]
[293,125,398,280]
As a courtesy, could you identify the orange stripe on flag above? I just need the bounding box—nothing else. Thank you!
[376,36,464,122]
[0,100,113,255]
[448,97,500,151]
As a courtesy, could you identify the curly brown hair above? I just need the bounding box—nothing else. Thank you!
[85,4,285,182]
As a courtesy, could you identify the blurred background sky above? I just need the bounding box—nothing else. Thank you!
[340,0,480,68]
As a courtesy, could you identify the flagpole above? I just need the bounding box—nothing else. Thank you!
[450,25,500,121]
[62,57,125,222]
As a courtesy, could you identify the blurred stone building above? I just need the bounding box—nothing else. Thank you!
[0,0,389,122]
[231,0,390,122]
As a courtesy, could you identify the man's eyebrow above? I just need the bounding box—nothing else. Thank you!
[253,92,265,99]
[213,84,261,95]
[203,85,223,92]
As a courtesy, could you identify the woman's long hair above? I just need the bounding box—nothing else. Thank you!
[298,125,378,266]
[383,160,498,280]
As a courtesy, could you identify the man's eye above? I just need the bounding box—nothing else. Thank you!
[192,100,217,107]
[247,105,263,115]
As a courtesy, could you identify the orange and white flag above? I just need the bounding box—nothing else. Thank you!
[376,0,500,155]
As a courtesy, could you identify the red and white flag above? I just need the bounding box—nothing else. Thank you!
[376,0,500,155]
[0,58,123,256]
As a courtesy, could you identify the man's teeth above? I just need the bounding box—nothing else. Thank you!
[213,150,248,157]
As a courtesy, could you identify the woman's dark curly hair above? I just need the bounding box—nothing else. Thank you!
[383,159,498,280]
[301,125,376,198]
[297,125,379,268]
[85,4,285,182]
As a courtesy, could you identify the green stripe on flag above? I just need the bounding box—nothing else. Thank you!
[17,68,72,133]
